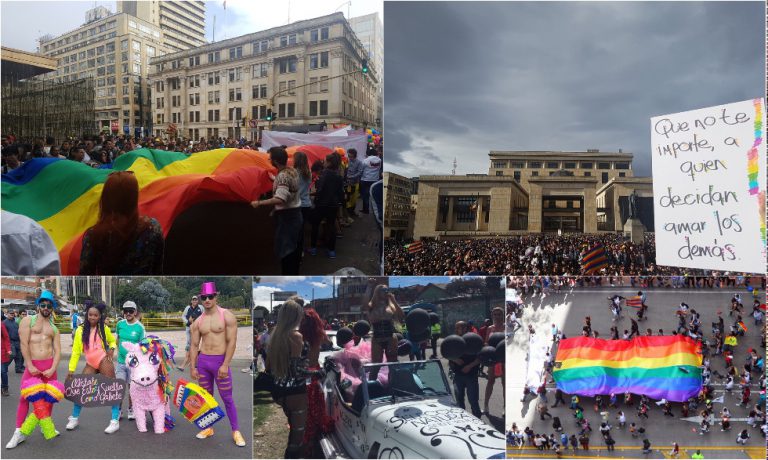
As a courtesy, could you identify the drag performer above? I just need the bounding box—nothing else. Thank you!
[266,299,321,458]
[299,305,333,457]
[6,291,63,449]
[190,282,245,446]
[364,280,404,378]
[66,302,120,433]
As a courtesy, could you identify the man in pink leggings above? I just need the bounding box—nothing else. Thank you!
[6,291,62,449]
[190,282,245,447]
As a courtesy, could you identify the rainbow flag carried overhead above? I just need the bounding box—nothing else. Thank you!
[553,336,702,402]
[581,243,608,275]
[2,146,335,275]
[625,296,643,308]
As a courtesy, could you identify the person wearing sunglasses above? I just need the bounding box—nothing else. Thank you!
[79,171,164,275]
[66,302,120,434]
[6,291,62,449]
[114,301,145,421]
[189,282,245,447]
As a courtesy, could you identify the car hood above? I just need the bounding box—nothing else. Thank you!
[366,395,505,459]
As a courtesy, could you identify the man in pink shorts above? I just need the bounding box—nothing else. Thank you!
[6,291,62,449]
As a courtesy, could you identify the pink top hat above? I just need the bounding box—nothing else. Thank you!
[200,282,218,296]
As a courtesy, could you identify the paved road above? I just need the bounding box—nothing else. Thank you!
[2,328,253,459]
[506,286,765,459]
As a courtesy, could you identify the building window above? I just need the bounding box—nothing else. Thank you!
[495,171,503,176]
[310,27,329,42]
[513,171,521,182]
[278,103,286,118]
[546,161,559,169]
[253,63,268,78]
[598,162,611,169]
[492,161,506,169]
[602,172,609,183]
[615,162,630,170]
[319,100,328,116]
[278,58,297,74]
[228,88,242,102]
[584,172,591,177]
[288,80,295,95]
[527,161,541,168]
[581,162,593,169]
[310,51,329,69]
[189,55,200,67]
[510,161,525,168]
[189,74,200,88]
[455,197,477,223]
[564,162,576,169]
[287,103,295,118]
[189,93,200,105]
[208,71,220,85]
[208,51,220,63]
[279,34,297,47]
[156,97,164,109]
[309,101,318,116]
[619,172,626,177]
[531,171,539,176]
[228,107,242,120]
[229,46,242,60]
[228,67,242,82]
[208,91,220,104]
[207,109,220,121]
[253,40,268,54]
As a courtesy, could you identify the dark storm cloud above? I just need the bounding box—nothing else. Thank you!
[384,1,764,177]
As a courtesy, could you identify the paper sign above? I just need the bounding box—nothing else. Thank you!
[64,374,126,407]
[651,98,766,273]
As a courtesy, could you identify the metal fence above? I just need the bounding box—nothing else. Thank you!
[52,311,252,333]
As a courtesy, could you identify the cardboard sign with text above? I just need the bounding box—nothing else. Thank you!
[64,374,126,407]
[651,98,766,273]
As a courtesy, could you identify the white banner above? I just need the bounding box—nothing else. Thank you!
[261,130,368,155]
[651,98,766,273]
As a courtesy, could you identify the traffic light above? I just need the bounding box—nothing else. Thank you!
[265,109,274,122]
[361,59,369,74]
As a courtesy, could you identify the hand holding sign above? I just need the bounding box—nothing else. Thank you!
[651,99,766,273]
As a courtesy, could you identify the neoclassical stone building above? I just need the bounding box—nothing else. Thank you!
[409,150,653,240]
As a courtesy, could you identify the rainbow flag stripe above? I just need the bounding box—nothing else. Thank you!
[2,146,333,274]
[581,243,608,274]
[553,336,702,402]
[748,99,766,249]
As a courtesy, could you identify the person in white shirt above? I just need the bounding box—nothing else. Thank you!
[359,150,381,214]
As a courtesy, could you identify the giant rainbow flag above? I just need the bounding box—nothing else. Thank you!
[2,146,335,274]
[552,335,702,402]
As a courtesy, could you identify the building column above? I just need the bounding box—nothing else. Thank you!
[528,183,542,232]
[475,196,483,231]
[488,187,512,233]
[584,186,598,233]
[446,197,454,231]
[613,190,623,231]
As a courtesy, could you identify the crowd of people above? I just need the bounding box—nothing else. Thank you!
[505,275,765,293]
[507,292,767,457]
[385,233,729,276]
[2,282,246,450]
[2,132,383,276]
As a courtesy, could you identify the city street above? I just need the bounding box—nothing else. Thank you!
[506,286,765,459]
[2,328,252,459]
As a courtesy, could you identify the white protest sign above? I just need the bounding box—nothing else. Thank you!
[651,98,766,273]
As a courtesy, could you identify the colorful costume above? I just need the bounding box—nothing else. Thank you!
[123,337,176,433]
[19,373,65,439]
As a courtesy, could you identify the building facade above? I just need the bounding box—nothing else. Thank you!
[0,277,41,305]
[383,172,413,239]
[38,7,169,137]
[348,12,383,126]
[116,1,206,52]
[149,13,379,141]
[408,150,653,239]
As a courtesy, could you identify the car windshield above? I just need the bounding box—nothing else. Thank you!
[362,361,451,403]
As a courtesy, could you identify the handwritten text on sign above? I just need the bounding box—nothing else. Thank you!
[651,99,766,273]
[64,374,126,407]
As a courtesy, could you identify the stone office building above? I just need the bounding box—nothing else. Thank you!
[409,150,653,240]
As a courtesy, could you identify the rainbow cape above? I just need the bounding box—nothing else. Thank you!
[553,335,702,402]
[2,145,334,274]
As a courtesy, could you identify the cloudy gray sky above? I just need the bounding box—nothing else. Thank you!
[384,1,764,177]
[1,0,382,52]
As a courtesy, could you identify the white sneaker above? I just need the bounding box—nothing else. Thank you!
[127,408,135,421]
[5,429,26,449]
[104,420,119,434]
[66,416,79,430]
